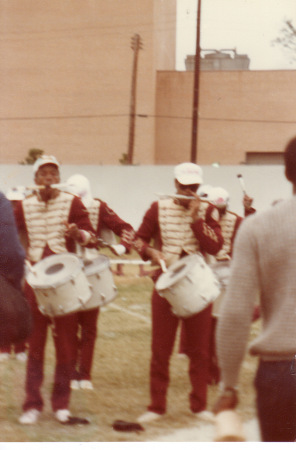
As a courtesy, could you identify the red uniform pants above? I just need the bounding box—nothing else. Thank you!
[148,288,212,415]
[72,307,100,381]
[22,283,77,412]
[0,340,27,354]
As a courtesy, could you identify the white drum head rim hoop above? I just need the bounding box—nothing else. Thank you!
[156,254,202,290]
[83,254,110,276]
[27,253,83,289]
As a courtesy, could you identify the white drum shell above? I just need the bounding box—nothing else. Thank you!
[83,255,117,310]
[211,260,231,289]
[26,253,91,317]
[156,254,220,318]
[210,261,231,317]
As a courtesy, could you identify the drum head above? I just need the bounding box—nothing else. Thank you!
[84,255,110,276]
[27,253,82,289]
[156,254,197,290]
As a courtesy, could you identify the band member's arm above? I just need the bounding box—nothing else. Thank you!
[191,204,224,255]
[67,196,96,246]
[134,202,161,262]
[243,194,256,216]
[98,201,135,252]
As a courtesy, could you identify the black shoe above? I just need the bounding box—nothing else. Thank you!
[112,420,144,432]
[62,416,90,425]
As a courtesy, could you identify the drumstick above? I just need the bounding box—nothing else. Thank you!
[26,183,69,190]
[159,259,167,273]
[155,193,196,200]
[236,174,247,195]
[25,259,37,276]
[95,238,125,256]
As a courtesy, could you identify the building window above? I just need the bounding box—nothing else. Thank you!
[245,152,284,165]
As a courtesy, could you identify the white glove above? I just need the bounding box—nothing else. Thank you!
[111,244,126,256]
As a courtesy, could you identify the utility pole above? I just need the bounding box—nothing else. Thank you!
[190,0,202,163]
[127,33,143,165]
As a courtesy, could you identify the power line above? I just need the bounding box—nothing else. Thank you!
[0,112,294,125]
[140,115,296,124]
[0,114,128,121]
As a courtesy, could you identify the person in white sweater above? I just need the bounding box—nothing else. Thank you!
[213,136,296,442]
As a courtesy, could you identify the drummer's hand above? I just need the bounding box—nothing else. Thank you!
[243,194,253,211]
[65,223,83,242]
[146,248,166,267]
[212,388,239,415]
[188,192,201,220]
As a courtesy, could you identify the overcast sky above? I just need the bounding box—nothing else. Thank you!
[176,0,296,70]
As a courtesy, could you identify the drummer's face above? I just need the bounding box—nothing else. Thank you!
[175,181,199,207]
[35,164,60,187]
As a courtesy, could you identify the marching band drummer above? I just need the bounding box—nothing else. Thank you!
[14,155,97,425]
[66,174,135,391]
[134,162,223,424]
[179,187,258,382]
[200,187,243,385]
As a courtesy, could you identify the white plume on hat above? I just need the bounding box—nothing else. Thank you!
[174,162,203,185]
[197,184,213,199]
[208,186,230,208]
[67,174,93,208]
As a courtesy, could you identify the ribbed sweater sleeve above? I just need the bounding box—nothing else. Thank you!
[216,196,296,388]
[216,217,259,387]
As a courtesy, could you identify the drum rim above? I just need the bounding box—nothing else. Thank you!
[156,253,204,291]
[83,255,110,276]
[26,252,84,289]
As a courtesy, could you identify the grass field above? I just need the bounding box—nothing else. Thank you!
[0,252,260,443]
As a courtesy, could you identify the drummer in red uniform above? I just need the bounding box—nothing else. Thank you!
[134,162,223,424]
[14,155,96,425]
[66,174,135,391]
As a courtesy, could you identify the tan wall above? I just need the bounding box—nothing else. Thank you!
[3,1,295,168]
[0,0,176,165]
[155,70,296,164]
[154,0,176,71]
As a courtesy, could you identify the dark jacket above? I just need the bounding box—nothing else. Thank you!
[0,192,25,289]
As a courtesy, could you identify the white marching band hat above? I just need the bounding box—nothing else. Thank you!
[174,162,203,185]
[208,186,230,207]
[33,155,60,175]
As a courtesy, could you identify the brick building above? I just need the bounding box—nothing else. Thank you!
[0,0,295,166]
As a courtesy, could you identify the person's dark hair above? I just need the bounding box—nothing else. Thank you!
[284,136,296,184]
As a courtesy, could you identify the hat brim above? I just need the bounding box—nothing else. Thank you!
[176,175,203,185]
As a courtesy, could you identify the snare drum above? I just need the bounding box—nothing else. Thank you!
[210,260,231,317]
[83,255,117,310]
[26,253,91,317]
[155,254,220,318]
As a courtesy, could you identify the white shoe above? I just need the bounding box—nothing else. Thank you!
[79,380,93,390]
[55,409,71,423]
[137,411,163,424]
[15,352,27,362]
[0,353,10,362]
[70,380,80,390]
[19,409,40,424]
[194,410,215,423]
